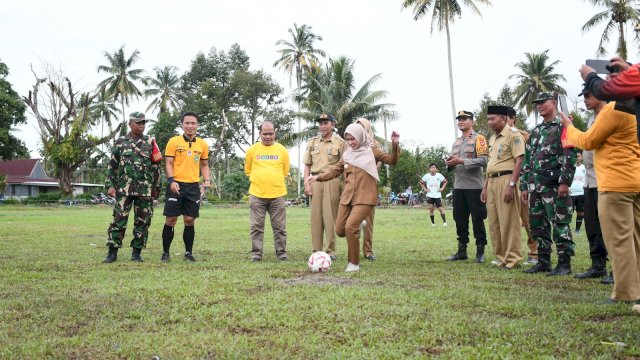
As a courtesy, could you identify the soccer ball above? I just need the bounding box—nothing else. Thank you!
[308,251,332,273]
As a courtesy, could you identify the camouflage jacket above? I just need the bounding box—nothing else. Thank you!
[520,116,576,191]
[105,134,161,197]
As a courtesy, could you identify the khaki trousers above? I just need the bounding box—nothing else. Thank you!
[310,178,341,256]
[487,176,522,268]
[362,208,375,257]
[598,192,640,301]
[335,203,375,265]
[249,195,287,260]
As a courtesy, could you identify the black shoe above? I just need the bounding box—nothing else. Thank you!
[131,248,144,262]
[160,252,170,262]
[475,245,485,263]
[103,247,118,263]
[330,255,337,261]
[547,254,571,276]
[523,253,551,274]
[365,254,377,261]
[250,257,262,262]
[279,256,288,261]
[447,243,468,261]
[184,252,196,262]
[575,267,607,279]
[601,272,614,284]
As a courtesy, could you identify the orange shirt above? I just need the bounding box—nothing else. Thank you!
[165,135,209,183]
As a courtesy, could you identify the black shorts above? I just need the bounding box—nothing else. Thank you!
[571,195,584,213]
[163,182,201,218]
[426,197,443,208]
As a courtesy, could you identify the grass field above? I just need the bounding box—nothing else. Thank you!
[0,204,638,359]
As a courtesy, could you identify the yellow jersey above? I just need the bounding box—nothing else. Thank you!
[165,135,209,183]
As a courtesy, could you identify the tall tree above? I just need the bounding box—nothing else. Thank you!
[144,65,181,114]
[97,46,146,134]
[23,66,121,195]
[274,23,326,195]
[582,0,640,60]
[0,61,29,159]
[511,50,566,123]
[474,84,529,135]
[402,0,492,141]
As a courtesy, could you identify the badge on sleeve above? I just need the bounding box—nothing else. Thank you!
[475,135,488,156]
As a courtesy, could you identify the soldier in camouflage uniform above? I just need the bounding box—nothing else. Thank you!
[520,93,577,275]
[103,112,161,263]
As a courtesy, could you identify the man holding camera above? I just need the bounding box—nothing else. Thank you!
[445,110,488,263]
[520,93,577,275]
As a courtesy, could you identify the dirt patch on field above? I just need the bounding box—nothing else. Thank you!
[277,274,358,286]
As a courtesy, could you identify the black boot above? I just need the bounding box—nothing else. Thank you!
[475,245,485,263]
[131,248,144,262]
[575,258,607,279]
[103,247,118,263]
[548,253,572,276]
[600,271,614,284]
[523,253,551,273]
[447,243,468,261]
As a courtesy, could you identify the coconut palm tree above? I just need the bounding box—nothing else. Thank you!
[402,0,492,140]
[90,88,119,151]
[510,50,566,124]
[273,23,326,194]
[97,46,146,133]
[582,0,640,60]
[144,65,182,114]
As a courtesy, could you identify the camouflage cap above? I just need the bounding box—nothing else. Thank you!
[316,113,336,122]
[532,92,556,104]
[129,112,146,123]
[455,110,474,120]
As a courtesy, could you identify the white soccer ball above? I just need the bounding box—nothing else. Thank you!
[308,251,332,273]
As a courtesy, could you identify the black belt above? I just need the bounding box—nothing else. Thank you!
[487,171,512,178]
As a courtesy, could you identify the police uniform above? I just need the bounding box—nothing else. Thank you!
[521,93,576,274]
[104,112,161,263]
[303,122,344,257]
[486,106,525,269]
[448,111,489,262]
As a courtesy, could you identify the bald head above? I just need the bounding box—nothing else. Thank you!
[259,121,276,146]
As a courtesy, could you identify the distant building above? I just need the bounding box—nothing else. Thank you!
[0,159,102,198]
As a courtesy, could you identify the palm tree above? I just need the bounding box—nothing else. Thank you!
[300,56,396,140]
[510,50,566,124]
[97,46,146,133]
[90,88,119,151]
[582,0,640,60]
[144,65,182,114]
[274,23,326,195]
[402,0,492,140]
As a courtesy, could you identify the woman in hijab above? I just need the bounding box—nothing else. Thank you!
[307,123,400,272]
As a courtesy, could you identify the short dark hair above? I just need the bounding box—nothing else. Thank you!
[429,163,437,168]
[181,112,200,123]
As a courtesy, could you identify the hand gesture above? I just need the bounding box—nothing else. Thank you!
[391,130,400,143]
[170,181,180,195]
[579,64,596,81]
[559,111,573,128]
[107,187,116,197]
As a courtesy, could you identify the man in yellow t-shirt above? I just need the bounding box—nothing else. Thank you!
[162,112,210,262]
[244,121,290,261]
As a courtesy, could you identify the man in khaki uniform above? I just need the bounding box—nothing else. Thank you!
[507,106,538,266]
[303,113,345,260]
[481,105,525,269]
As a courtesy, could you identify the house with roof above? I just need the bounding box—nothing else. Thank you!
[0,159,102,198]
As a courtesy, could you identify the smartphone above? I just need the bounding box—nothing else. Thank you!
[586,59,613,74]
[558,95,569,114]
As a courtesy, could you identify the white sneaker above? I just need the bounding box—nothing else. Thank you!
[491,259,501,266]
[431,223,436,227]
[360,220,367,229]
[442,222,448,227]
[345,262,360,272]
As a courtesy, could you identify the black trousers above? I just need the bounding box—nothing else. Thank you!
[584,187,608,260]
[453,188,487,246]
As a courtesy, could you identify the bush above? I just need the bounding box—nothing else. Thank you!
[22,192,64,204]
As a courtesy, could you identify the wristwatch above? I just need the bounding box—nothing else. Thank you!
[509,181,516,187]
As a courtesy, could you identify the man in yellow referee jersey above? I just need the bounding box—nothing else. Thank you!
[162,112,210,262]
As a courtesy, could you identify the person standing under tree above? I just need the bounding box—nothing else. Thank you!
[161,112,210,262]
[419,163,448,227]
[104,112,161,263]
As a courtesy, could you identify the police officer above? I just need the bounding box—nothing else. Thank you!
[445,110,489,263]
[507,107,538,266]
[481,106,525,269]
[303,113,345,260]
[520,92,577,275]
[103,112,161,263]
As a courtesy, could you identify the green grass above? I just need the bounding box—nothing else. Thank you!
[0,205,638,359]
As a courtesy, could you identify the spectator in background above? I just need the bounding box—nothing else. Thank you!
[569,152,586,234]
[419,163,448,227]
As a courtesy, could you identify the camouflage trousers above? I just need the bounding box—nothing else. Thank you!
[106,195,154,249]
[529,186,575,256]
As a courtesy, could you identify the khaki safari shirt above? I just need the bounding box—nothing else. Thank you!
[487,126,525,174]
[303,133,345,174]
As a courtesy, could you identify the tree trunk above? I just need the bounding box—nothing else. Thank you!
[445,22,457,142]
[618,22,627,60]
[296,66,302,196]
[59,164,74,196]
[121,100,126,136]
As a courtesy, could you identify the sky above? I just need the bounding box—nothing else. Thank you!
[1,0,629,164]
